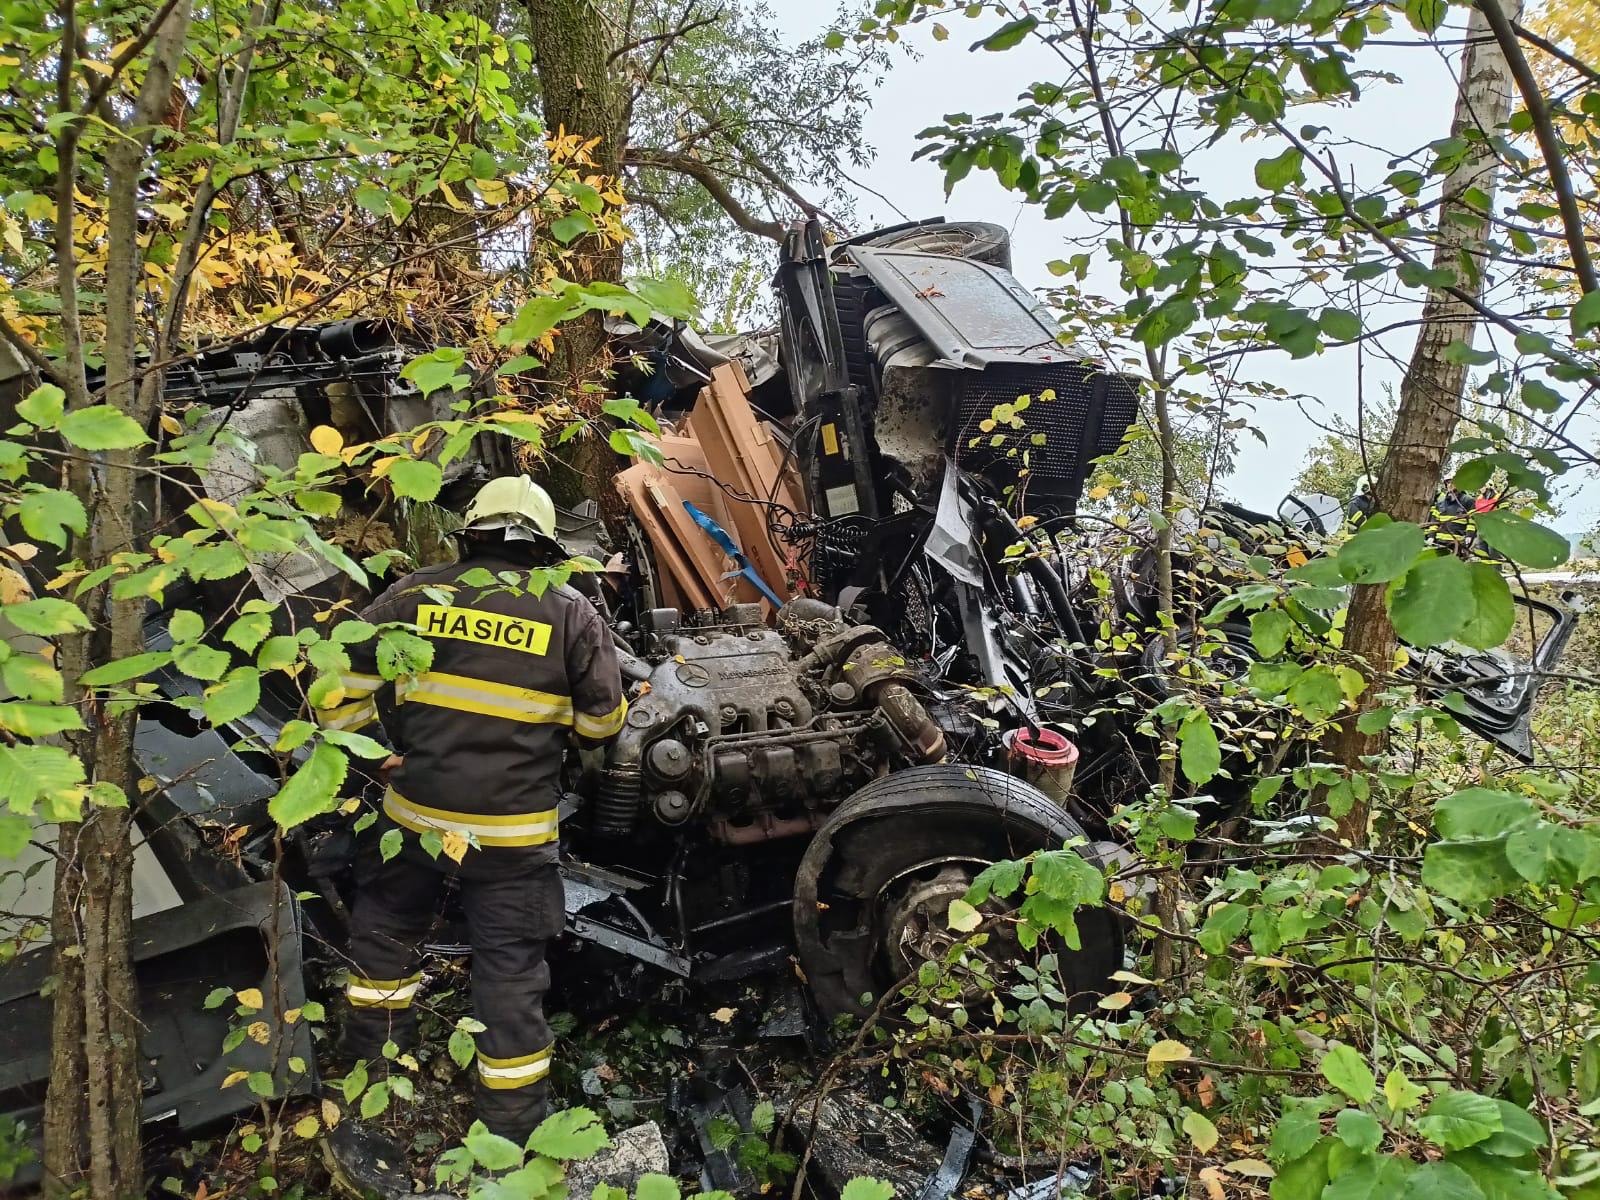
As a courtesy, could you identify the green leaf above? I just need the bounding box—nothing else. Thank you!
[203,668,261,726]
[974,16,1038,50]
[17,488,87,548]
[1504,821,1572,887]
[1287,665,1346,721]
[528,1107,610,1160]
[551,213,594,244]
[1271,1136,1333,1199]
[1519,380,1562,413]
[4,598,90,636]
[1398,1161,1484,1200]
[169,609,204,644]
[268,742,348,832]
[1423,839,1523,903]
[1458,561,1514,649]
[17,384,65,428]
[1319,308,1362,341]
[631,277,699,321]
[257,635,299,671]
[360,1081,390,1119]
[77,649,172,684]
[1325,1153,1415,1200]
[840,1181,895,1200]
[1387,554,1473,647]
[0,811,32,857]
[465,1121,524,1171]
[1476,1101,1547,1157]
[1197,902,1248,955]
[1320,1044,1376,1103]
[58,405,150,451]
[636,1175,682,1200]
[500,294,581,347]
[1338,522,1426,584]
[224,612,273,652]
[1255,146,1305,191]
[400,347,468,396]
[947,897,983,932]
[1435,789,1533,839]
[380,828,403,862]
[0,743,85,816]
[1444,1153,1558,1200]
[1472,512,1567,569]
[0,701,81,737]
[247,1071,277,1098]
[1270,1096,1329,1164]
[448,1026,476,1069]
[3,654,62,702]
[1251,608,1292,657]
[388,458,442,502]
[1570,288,1600,336]
[1335,1109,1383,1153]
[174,642,229,682]
[1179,710,1220,785]
[1418,1091,1504,1152]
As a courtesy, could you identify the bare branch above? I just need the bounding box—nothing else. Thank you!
[1478,0,1600,296]
[625,146,785,240]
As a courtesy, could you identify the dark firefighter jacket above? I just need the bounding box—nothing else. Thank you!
[322,549,627,864]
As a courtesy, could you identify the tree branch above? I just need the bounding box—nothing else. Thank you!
[624,147,785,240]
[0,314,68,388]
[1511,18,1600,88]
[1478,0,1600,297]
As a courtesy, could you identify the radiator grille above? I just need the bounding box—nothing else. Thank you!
[954,362,1139,506]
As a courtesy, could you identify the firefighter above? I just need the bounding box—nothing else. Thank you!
[328,475,626,1143]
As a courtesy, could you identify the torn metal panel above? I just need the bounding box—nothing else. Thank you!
[0,882,315,1184]
[847,247,1067,369]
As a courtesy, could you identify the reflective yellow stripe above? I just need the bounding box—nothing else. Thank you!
[340,672,384,696]
[400,670,575,727]
[384,788,559,848]
[574,698,628,739]
[346,972,422,1009]
[318,697,377,732]
[477,1046,552,1089]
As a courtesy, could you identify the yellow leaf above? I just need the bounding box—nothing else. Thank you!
[437,181,469,211]
[79,59,113,75]
[411,429,432,454]
[1183,1109,1219,1153]
[309,425,344,455]
[440,830,469,863]
[247,1020,271,1045]
[1097,991,1133,1011]
[284,1007,301,1023]
[338,441,370,465]
[1225,1159,1276,1178]
[370,455,398,478]
[235,987,264,1010]
[3,542,37,561]
[1147,1039,1192,1065]
[1111,969,1155,985]
[1197,1166,1225,1200]
[159,413,183,436]
[0,567,33,604]
[710,1007,736,1024]
[476,178,509,206]
[321,1099,342,1129]
[137,776,158,794]
[221,1070,249,1089]
[294,1115,320,1138]
[339,798,361,815]
[1087,485,1111,500]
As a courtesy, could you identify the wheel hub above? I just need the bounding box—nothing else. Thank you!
[880,865,979,979]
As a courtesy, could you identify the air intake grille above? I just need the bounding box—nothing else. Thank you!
[953,362,1139,507]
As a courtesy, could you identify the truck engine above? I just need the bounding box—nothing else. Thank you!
[589,599,947,846]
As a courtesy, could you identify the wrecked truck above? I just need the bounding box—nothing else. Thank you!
[0,218,1579,1164]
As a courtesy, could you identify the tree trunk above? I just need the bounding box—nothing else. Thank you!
[524,0,629,506]
[1329,0,1522,843]
[44,4,195,1193]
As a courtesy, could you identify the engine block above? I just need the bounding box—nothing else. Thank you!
[592,602,943,844]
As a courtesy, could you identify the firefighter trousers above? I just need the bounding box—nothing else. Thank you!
[343,845,563,1142]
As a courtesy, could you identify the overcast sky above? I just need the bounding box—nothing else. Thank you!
[765,2,1599,537]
